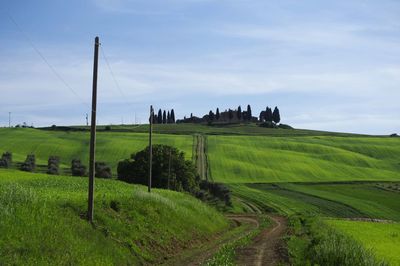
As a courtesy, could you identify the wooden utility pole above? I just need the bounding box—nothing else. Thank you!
[168,148,172,190]
[87,36,99,222]
[148,105,154,193]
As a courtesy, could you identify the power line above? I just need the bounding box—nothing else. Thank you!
[6,11,90,109]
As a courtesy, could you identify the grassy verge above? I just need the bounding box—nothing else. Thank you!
[0,169,228,265]
[286,215,388,266]
[326,219,400,265]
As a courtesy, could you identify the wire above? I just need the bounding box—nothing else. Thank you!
[6,11,90,109]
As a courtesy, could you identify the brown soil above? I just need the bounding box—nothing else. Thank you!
[235,216,287,266]
[165,215,259,266]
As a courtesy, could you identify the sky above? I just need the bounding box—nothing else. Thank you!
[0,0,399,134]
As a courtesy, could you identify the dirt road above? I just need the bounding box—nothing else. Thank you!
[235,216,287,266]
[167,215,259,266]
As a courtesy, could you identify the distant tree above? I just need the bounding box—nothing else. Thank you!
[71,159,86,176]
[247,105,252,120]
[216,108,220,120]
[209,110,215,122]
[0,152,12,168]
[190,113,193,118]
[228,109,234,120]
[171,109,176,123]
[47,156,60,175]
[95,162,112,178]
[157,109,162,124]
[21,154,36,172]
[162,110,167,124]
[272,106,281,124]
[266,107,273,122]
[259,111,264,122]
[153,115,158,124]
[237,106,242,120]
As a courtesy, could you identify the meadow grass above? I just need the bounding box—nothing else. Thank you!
[230,183,400,220]
[207,135,400,183]
[68,123,365,136]
[0,169,228,265]
[0,128,192,173]
[287,216,388,266]
[326,219,400,266]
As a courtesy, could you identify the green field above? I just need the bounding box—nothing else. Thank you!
[51,123,368,137]
[229,183,400,220]
[208,135,400,183]
[326,219,400,265]
[0,128,193,173]
[0,169,228,265]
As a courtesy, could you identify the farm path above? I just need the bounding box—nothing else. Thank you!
[166,214,260,266]
[235,216,287,266]
[195,134,208,181]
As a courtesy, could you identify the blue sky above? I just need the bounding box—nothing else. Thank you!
[0,0,399,134]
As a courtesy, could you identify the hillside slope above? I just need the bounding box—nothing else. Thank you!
[0,169,228,265]
[208,135,400,183]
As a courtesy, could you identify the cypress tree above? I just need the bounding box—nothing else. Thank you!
[272,107,281,124]
[247,104,252,120]
[209,110,215,122]
[216,108,220,120]
[266,107,273,122]
[163,110,167,124]
[171,109,175,123]
[167,111,171,123]
[157,109,162,124]
[237,106,242,120]
[228,109,233,120]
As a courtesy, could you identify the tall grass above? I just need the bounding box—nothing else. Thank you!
[287,215,388,266]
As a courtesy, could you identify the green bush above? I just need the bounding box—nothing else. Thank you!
[117,145,200,193]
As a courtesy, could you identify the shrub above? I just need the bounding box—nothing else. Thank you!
[20,154,36,172]
[0,152,12,168]
[117,145,200,193]
[47,156,60,175]
[278,123,293,129]
[199,181,232,206]
[95,162,112,178]
[105,125,111,131]
[71,159,86,176]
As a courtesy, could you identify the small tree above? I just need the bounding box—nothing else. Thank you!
[237,106,242,120]
[247,104,252,120]
[216,108,220,120]
[171,109,176,123]
[47,156,60,175]
[95,162,112,179]
[167,110,171,123]
[71,159,86,176]
[21,154,36,172]
[273,106,281,124]
[266,107,273,122]
[208,110,215,123]
[163,110,167,124]
[0,152,12,168]
[157,109,162,124]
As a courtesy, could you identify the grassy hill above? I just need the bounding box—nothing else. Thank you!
[0,128,193,173]
[47,123,369,136]
[207,135,400,183]
[0,169,228,265]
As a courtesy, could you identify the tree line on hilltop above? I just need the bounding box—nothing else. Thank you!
[151,109,176,124]
[177,104,281,125]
